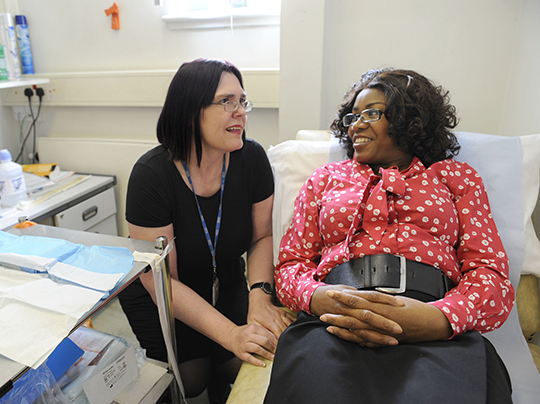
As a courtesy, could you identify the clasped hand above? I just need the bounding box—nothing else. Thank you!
[312,285,452,348]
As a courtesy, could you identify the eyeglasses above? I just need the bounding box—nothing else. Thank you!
[210,99,253,113]
[342,109,384,127]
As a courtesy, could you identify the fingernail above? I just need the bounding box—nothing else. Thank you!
[327,291,335,298]
[320,315,327,322]
[326,327,334,334]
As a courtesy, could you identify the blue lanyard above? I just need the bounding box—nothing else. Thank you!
[182,156,226,275]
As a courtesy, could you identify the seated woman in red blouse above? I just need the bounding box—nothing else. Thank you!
[264,69,514,404]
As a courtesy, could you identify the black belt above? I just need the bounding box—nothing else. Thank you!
[323,254,454,301]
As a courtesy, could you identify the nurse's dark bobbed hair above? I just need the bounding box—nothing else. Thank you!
[157,58,244,165]
[330,68,460,167]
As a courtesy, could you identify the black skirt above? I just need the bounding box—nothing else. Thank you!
[264,312,512,404]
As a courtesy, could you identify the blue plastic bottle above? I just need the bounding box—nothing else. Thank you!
[14,15,34,74]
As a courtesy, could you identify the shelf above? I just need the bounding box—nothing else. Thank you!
[0,77,50,90]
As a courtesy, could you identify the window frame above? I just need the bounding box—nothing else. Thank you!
[162,0,280,30]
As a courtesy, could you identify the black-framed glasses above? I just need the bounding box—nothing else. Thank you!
[342,109,384,127]
[210,99,253,113]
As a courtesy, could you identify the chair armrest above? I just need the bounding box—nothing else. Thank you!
[227,358,273,404]
[517,274,540,342]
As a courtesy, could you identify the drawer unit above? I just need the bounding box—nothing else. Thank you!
[54,187,118,235]
[86,214,118,235]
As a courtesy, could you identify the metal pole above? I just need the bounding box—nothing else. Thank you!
[155,236,181,403]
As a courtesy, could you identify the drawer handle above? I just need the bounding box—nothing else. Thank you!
[82,206,98,221]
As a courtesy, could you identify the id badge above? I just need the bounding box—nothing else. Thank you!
[212,274,219,306]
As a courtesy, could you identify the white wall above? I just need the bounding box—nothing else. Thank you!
[278,0,325,142]
[500,0,540,137]
[0,0,281,151]
[279,0,540,232]
[5,0,540,153]
[280,0,540,140]
[1,0,539,234]
[0,0,281,236]
[16,1,280,72]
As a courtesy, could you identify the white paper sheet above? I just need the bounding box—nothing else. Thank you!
[0,265,109,368]
[0,300,80,368]
[0,231,134,370]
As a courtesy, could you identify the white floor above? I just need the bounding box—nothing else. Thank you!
[91,297,211,404]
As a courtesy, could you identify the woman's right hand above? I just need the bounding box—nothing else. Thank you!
[226,323,279,367]
[311,285,405,347]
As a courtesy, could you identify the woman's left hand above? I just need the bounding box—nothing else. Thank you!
[248,289,296,338]
[320,290,453,347]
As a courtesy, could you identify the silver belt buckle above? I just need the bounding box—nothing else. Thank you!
[376,255,406,294]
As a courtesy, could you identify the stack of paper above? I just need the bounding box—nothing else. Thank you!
[0,231,134,368]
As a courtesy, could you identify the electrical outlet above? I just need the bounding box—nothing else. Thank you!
[45,84,64,102]
[12,105,41,122]
[12,106,30,121]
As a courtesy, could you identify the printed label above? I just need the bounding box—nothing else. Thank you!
[0,176,25,196]
[82,345,138,404]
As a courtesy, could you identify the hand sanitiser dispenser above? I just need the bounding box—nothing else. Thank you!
[0,149,27,206]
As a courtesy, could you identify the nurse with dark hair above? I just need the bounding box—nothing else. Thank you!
[119,58,294,403]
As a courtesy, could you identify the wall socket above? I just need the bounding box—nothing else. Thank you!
[12,105,41,122]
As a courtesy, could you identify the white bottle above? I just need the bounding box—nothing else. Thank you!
[0,13,22,80]
[0,149,27,206]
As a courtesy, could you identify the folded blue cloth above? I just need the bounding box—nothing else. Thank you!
[0,230,134,285]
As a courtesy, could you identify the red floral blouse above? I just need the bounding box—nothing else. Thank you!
[275,157,514,337]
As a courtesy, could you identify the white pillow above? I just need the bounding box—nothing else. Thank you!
[268,140,331,264]
[454,132,540,281]
[296,130,331,141]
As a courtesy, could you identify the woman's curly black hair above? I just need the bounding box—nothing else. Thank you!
[330,68,460,167]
